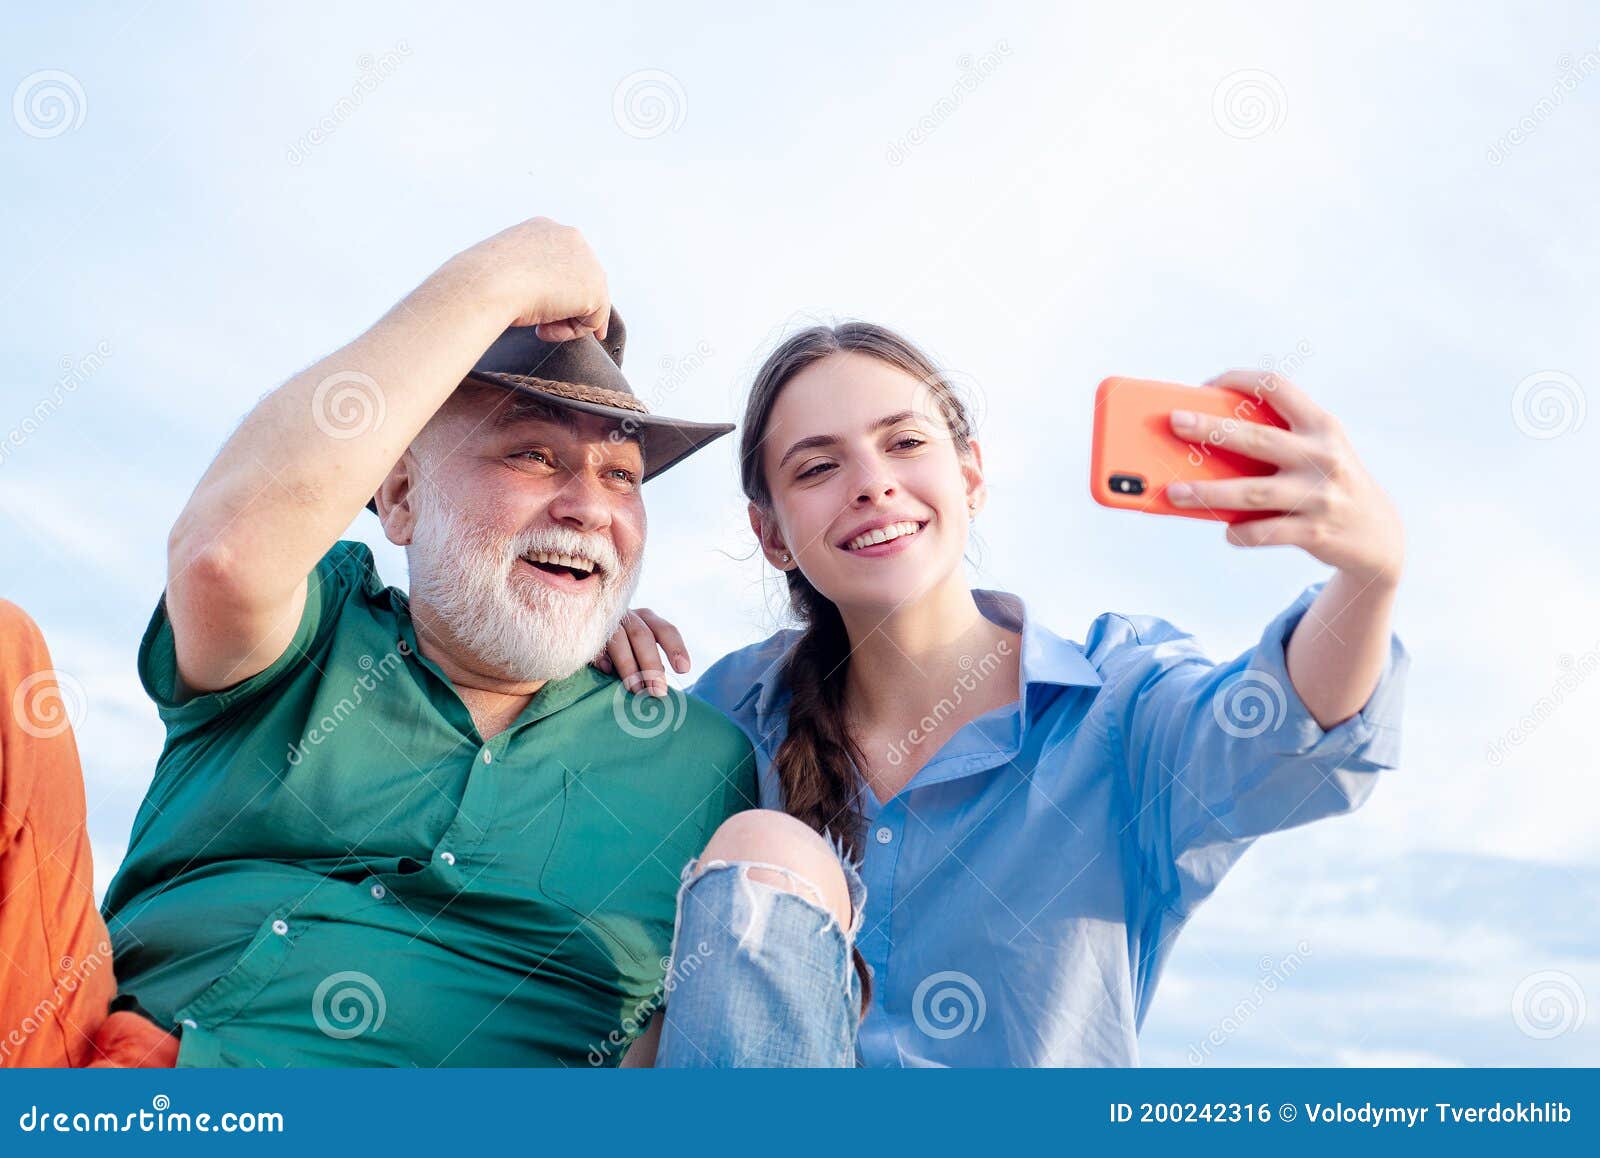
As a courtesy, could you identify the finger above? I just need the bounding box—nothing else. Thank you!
[620,612,669,697]
[635,609,691,674]
[1167,474,1321,514]
[535,319,594,343]
[606,623,644,693]
[593,652,613,674]
[581,300,610,341]
[1169,407,1309,468]
[1201,369,1327,431]
[1223,514,1312,549]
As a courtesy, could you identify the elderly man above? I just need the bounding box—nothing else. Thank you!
[0,218,756,1067]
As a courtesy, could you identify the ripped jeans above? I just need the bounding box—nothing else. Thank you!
[656,853,866,1068]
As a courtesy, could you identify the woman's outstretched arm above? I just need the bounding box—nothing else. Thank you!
[1164,368,1406,729]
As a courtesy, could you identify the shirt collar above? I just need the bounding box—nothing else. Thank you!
[972,588,1103,692]
[738,588,1102,727]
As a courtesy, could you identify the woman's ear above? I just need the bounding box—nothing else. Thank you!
[961,437,987,519]
[748,501,794,570]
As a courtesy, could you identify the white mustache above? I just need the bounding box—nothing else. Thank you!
[507,526,623,583]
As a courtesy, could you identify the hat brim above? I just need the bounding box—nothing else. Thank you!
[364,375,733,514]
[467,371,734,481]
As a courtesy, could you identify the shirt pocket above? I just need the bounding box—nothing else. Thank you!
[538,761,710,972]
[172,883,394,1060]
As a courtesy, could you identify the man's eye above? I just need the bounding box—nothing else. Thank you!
[516,449,552,464]
[606,468,639,485]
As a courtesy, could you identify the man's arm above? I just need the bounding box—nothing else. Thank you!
[164,217,610,694]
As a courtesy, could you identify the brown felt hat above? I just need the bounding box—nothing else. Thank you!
[368,307,732,512]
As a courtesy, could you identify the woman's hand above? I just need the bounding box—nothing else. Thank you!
[593,609,691,698]
[1164,370,1404,729]
[1164,370,1405,588]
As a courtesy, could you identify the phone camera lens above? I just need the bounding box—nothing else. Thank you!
[1109,473,1146,496]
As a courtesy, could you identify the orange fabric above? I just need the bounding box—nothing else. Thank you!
[85,1010,180,1067]
[0,599,173,1068]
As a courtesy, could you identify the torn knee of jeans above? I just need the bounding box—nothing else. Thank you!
[685,858,827,908]
[681,858,842,946]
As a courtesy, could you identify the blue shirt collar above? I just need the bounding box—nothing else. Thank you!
[737,588,1102,726]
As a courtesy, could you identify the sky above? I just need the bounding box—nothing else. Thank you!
[2,0,1597,1066]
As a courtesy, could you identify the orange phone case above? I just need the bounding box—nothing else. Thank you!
[1089,376,1289,523]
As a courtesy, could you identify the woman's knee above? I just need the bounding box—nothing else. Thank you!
[695,809,853,930]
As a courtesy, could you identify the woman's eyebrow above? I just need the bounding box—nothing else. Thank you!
[776,410,916,469]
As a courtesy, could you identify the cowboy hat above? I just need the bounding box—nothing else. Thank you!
[369,307,731,512]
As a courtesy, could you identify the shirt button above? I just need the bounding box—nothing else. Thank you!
[439,850,456,866]
[875,826,893,845]
[271,919,289,935]
[481,748,493,764]
[370,883,386,899]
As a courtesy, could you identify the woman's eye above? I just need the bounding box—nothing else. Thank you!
[797,461,835,480]
[893,436,926,451]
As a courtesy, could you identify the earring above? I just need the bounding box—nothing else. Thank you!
[780,552,791,564]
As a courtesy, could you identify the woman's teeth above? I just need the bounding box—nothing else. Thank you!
[844,521,924,552]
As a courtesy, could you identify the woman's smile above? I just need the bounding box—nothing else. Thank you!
[837,517,930,557]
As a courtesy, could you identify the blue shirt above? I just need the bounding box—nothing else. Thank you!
[690,583,1408,1066]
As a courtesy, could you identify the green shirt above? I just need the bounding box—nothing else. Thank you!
[103,541,756,1067]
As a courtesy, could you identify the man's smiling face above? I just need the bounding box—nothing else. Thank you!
[381,382,647,683]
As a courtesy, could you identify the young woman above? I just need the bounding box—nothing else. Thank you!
[609,323,1408,1067]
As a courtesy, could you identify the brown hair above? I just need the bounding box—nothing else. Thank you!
[740,323,977,1012]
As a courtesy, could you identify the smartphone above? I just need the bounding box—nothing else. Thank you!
[1089,376,1289,523]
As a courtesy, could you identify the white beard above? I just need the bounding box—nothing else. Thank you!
[405,478,641,683]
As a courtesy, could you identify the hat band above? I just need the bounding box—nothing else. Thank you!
[490,373,650,414]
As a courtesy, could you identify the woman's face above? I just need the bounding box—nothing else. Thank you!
[755,350,983,614]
